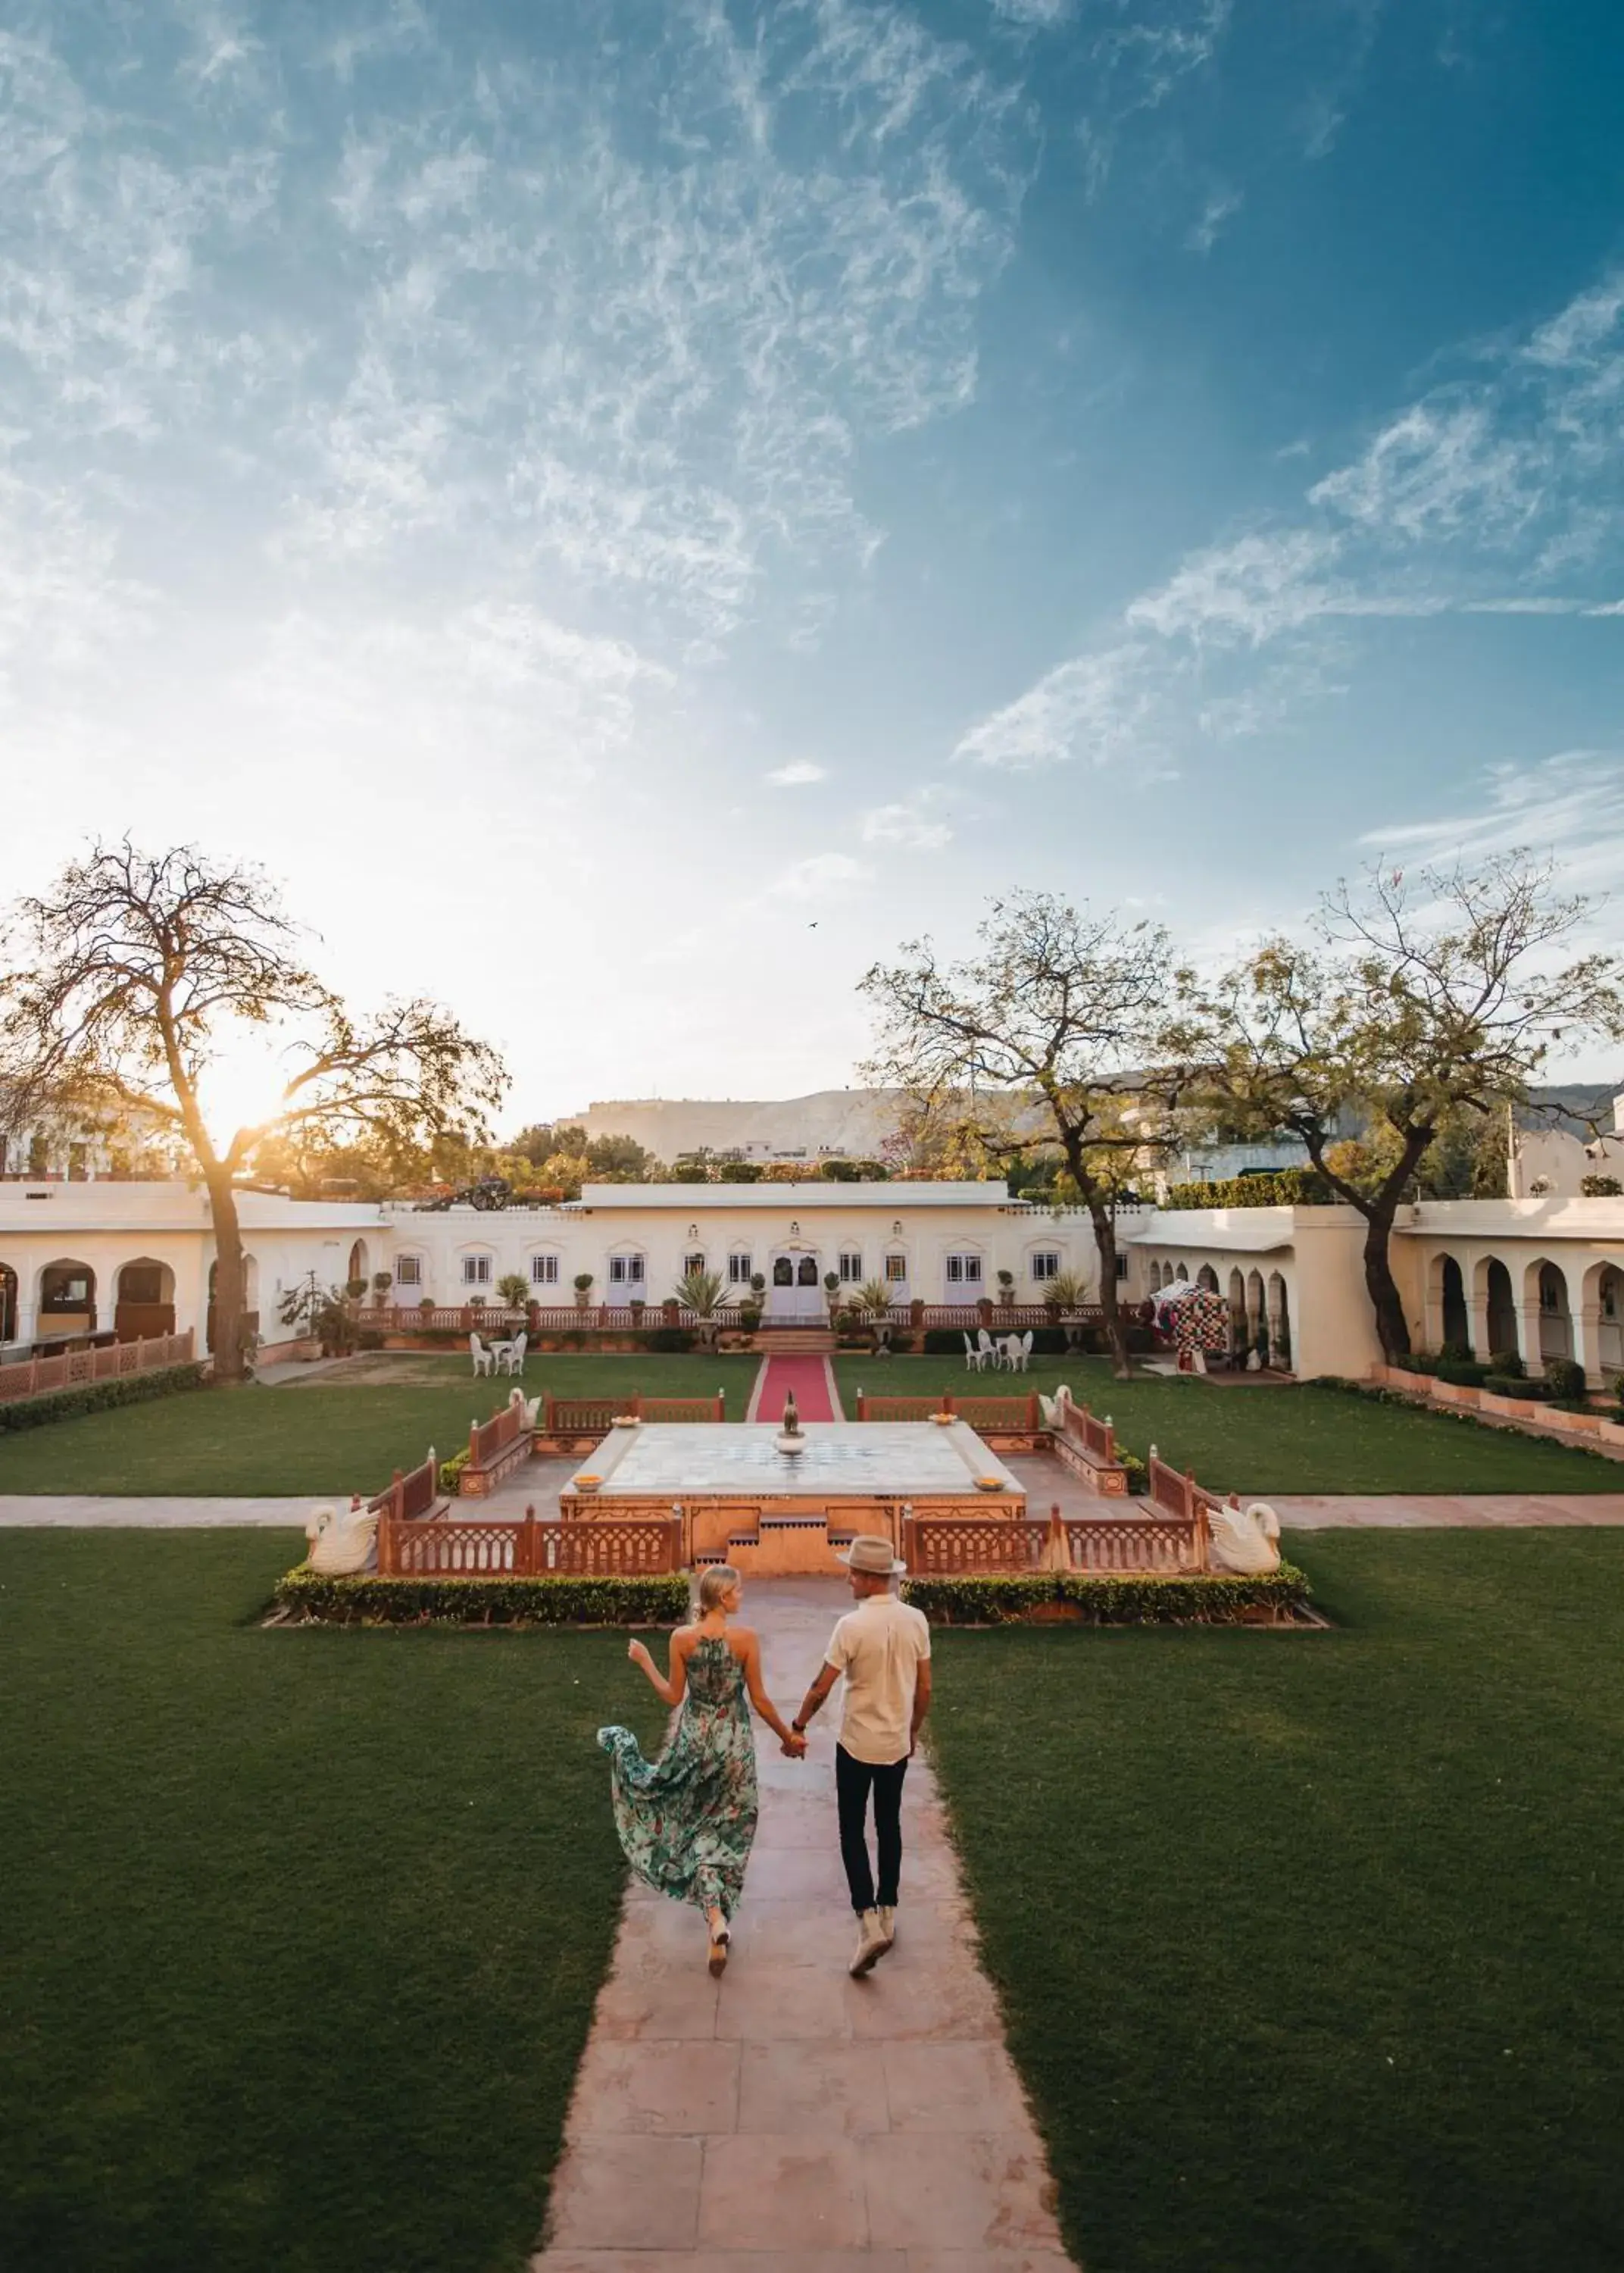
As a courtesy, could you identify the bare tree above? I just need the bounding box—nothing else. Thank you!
[0,842,507,1382]
[1180,852,1624,1358]
[860,893,1182,1377]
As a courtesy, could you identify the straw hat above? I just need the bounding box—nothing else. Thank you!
[837,1534,906,1576]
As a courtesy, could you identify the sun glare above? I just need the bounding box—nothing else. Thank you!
[196,1036,295,1149]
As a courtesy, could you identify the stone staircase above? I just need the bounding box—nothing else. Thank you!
[753,1325,835,1354]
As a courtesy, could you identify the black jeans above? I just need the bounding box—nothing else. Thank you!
[835,1743,908,1913]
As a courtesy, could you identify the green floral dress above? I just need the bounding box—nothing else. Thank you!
[598,1634,760,1920]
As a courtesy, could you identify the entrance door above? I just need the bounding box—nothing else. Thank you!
[767,1252,823,1321]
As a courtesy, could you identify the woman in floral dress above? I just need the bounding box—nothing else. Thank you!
[599,1565,806,1974]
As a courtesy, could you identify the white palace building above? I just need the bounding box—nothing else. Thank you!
[3,1156,1624,1386]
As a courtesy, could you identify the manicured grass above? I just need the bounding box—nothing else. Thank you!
[0,1528,666,2273]
[929,1530,1624,2272]
[0,1354,760,1496]
[834,1354,1622,1493]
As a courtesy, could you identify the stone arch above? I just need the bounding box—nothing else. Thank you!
[1228,1268,1247,1355]
[1429,1252,1469,1352]
[1526,1256,1572,1363]
[1267,1271,1291,1368]
[0,1259,17,1343]
[36,1258,96,1337]
[1148,1261,1163,1291]
[1245,1268,1265,1354]
[1476,1257,1518,1360]
[1585,1259,1624,1377]
[346,1238,370,1290]
[1196,1263,1220,1293]
[115,1257,176,1340]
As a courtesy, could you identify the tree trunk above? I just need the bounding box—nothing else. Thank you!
[205,1171,250,1386]
[1361,1208,1412,1360]
[1089,1203,1132,1379]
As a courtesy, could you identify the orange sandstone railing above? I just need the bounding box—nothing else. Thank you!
[368,1447,444,1538]
[853,1390,1042,1432]
[0,1329,195,1406]
[903,1502,1207,1577]
[542,1391,726,1435]
[378,1511,682,1577]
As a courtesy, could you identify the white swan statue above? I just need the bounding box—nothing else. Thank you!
[1040,1383,1074,1430]
[510,1387,541,1430]
[1207,1498,1282,1576]
[304,1501,379,1575]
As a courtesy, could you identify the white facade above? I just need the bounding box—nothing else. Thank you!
[0,1178,1116,1353]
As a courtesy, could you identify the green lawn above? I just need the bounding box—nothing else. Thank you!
[834,1353,1624,1494]
[0,1529,667,2273]
[0,1354,760,1496]
[929,1529,1624,2272]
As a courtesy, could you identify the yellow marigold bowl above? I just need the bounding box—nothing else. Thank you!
[574,1474,603,1493]
[932,1412,954,1424]
[974,1474,1004,1490]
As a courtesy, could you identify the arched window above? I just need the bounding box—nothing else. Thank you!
[529,1251,561,1288]
[0,1262,17,1343]
[38,1260,95,1334]
[796,1255,820,1287]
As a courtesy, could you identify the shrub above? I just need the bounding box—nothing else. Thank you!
[1163,1168,1332,1209]
[638,1326,696,1352]
[737,1305,762,1333]
[1435,1355,1491,1387]
[1581,1174,1622,1197]
[1489,1349,1526,1379]
[1118,1449,1148,1493]
[1544,1357,1589,1405]
[1484,1373,1546,1402]
[439,1448,472,1492]
[0,1360,208,1436]
[273,1570,692,1626]
[901,1565,1312,1626]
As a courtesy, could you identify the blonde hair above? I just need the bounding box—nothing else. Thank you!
[698,1565,741,1615]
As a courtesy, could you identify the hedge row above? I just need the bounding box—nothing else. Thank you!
[273,1569,692,1626]
[0,1361,208,1436]
[901,1565,1313,1626]
[1163,1168,1332,1209]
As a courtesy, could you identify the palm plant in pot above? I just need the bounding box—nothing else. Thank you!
[673,1266,729,1349]
[1043,1268,1088,1348]
[855,1277,895,1351]
[996,1269,1016,1310]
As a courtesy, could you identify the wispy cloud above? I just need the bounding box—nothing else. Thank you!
[1185,183,1241,255]
[766,761,829,787]
[1360,750,1624,901]
[955,266,1624,769]
[860,786,954,848]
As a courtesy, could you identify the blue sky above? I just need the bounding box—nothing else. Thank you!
[3,1,1622,1118]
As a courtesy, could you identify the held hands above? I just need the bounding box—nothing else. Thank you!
[780,1729,808,1759]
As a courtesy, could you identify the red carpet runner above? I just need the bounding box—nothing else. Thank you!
[751,1352,841,1423]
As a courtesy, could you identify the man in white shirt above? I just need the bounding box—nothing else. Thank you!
[792,1534,933,1978]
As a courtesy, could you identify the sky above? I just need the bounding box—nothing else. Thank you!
[2,0,1622,1124]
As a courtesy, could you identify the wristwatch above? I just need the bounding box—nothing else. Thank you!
[791,1718,807,1735]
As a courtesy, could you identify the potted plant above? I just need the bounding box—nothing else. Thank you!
[417,1291,435,1322]
[996,1269,1016,1310]
[344,1276,368,1303]
[573,1271,594,1311]
[497,1271,530,1318]
[674,1267,728,1350]
[1044,1268,1088,1349]
[823,1270,842,1319]
[856,1277,895,1352]
[372,1270,393,1309]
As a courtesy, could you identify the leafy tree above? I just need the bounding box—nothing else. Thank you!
[1180,853,1624,1357]
[861,892,1182,1377]
[0,842,506,1383]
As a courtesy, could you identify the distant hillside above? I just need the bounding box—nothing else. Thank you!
[563,1091,909,1164]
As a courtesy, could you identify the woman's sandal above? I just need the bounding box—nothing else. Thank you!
[707,1924,731,1978]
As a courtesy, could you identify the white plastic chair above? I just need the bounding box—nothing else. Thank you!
[963,1331,985,1373]
[976,1328,998,1371]
[470,1332,494,1377]
[498,1332,528,1377]
[1007,1330,1032,1374]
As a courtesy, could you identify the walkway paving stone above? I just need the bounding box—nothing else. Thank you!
[0,1494,311,1526]
[532,1578,1079,2271]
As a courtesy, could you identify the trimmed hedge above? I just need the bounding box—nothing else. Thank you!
[438,1448,472,1492]
[1163,1168,1332,1209]
[273,1569,692,1626]
[0,1361,208,1436]
[901,1565,1312,1626]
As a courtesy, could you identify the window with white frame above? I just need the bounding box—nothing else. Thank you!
[395,1253,423,1288]
[608,1253,645,1287]
[1030,1250,1061,1283]
[683,1251,705,1277]
[883,1252,908,1283]
[945,1252,983,1287]
[529,1252,560,1287]
[461,1253,492,1286]
[727,1252,754,1285]
[839,1250,863,1283]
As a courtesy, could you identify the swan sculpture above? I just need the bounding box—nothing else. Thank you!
[1038,1384,1074,1430]
[1207,1497,1281,1575]
[304,1501,379,1576]
[509,1387,541,1430]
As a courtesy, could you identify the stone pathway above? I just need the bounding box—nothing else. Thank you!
[1266,1492,1624,1527]
[533,1578,1077,2272]
[0,1495,312,1526]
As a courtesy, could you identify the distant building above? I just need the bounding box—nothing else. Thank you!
[1509,1084,1624,1198]
[562,1091,909,1165]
